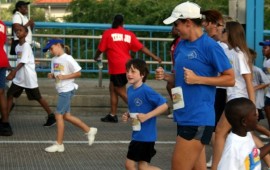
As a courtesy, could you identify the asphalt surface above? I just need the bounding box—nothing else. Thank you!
[1,78,270,169]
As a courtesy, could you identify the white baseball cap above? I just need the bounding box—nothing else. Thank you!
[163,1,202,25]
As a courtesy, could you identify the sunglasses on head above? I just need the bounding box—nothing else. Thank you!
[216,23,224,27]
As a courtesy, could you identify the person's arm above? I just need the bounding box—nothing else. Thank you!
[243,73,256,104]
[56,71,81,80]
[25,19,35,30]
[6,63,24,80]
[254,84,270,91]
[140,46,162,63]
[155,67,175,86]
[94,49,102,61]
[137,103,168,123]
[259,143,270,159]
[183,67,235,87]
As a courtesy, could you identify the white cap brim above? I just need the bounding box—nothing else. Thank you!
[163,16,178,25]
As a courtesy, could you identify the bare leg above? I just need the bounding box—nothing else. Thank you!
[37,97,52,115]
[109,81,118,116]
[63,113,90,133]
[138,161,161,170]
[125,159,136,170]
[264,105,270,130]
[193,147,207,170]
[172,136,206,170]
[114,85,127,104]
[55,113,64,144]
[211,113,231,170]
[0,89,8,122]
[6,96,14,116]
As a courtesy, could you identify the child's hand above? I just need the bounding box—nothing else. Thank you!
[56,74,65,80]
[155,67,165,80]
[6,70,16,80]
[122,112,130,122]
[48,73,54,79]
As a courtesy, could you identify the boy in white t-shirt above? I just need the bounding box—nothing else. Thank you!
[218,98,270,170]
[6,25,56,135]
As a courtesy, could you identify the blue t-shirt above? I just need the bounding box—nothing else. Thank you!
[173,34,231,126]
[127,83,167,142]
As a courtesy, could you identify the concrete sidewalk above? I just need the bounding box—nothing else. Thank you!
[13,78,170,114]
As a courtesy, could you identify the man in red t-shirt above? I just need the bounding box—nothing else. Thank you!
[94,14,161,123]
[0,20,12,136]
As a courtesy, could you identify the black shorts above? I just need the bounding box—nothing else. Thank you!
[177,125,214,145]
[110,73,127,87]
[265,96,270,106]
[127,140,156,163]
[214,88,226,130]
[258,109,265,121]
[7,83,42,101]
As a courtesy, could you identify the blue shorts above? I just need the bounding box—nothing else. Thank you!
[56,90,74,114]
[0,68,7,89]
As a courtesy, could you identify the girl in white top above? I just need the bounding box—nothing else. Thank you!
[43,39,97,153]
[214,21,270,169]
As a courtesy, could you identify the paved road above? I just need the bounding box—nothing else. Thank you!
[0,110,176,170]
[1,78,270,169]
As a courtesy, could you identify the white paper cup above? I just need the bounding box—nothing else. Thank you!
[129,113,141,131]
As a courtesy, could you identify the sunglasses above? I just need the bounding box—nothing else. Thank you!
[216,23,224,27]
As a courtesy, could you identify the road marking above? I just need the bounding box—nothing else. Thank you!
[0,140,176,144]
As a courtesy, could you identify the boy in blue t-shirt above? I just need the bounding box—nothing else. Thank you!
[122,58,168,170]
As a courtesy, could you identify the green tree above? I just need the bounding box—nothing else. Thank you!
[65,0,229,25]
[1,1,46,22]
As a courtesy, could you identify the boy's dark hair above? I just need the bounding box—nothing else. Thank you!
[225,98,255,128]
[112,14,124,29]
[126,58,149,82]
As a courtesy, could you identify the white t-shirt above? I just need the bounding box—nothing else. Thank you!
[13,42,38,88]
[12,11,32,44]
[51,53,81,93]
[218,132,261,170]
[225,47,251,101]
[253,66,270,109]
[263,58,270,98]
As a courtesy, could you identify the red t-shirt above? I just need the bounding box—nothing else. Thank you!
[98,26,143,74]
[0,21,9,68]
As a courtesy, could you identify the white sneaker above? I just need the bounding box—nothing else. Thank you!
[167,113,173,119]
[87,127,97,146]
[206,156,212,168]
[45,143,64,153]
[260,134,269,139]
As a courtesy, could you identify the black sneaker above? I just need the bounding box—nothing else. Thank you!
[43,114,56,127]
[101,114,118,123]
[0,122,13,136]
